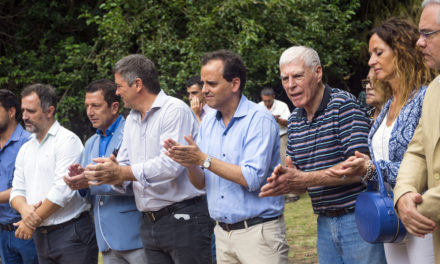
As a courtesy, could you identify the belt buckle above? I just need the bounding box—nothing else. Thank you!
[39,228,48,235]
[221,223,231,232]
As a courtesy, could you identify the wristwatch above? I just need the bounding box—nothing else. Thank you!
[202,156,212,169]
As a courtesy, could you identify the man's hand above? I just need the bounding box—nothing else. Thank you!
[326,151,368,178]
[396,192,436,237]
[84,154,123,185]
[13,220,35,240]
[190,97,203,116]
[20,202,43,230]
[259,156,307,197]
[164,134,205,168]
[64,164,89,190]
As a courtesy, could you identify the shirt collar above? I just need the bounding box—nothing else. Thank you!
[130,90,167,122]
[9,123,25,143]
[215,94,248,120]
[32,120,60,144]
[297,85,331,119]
[2,124,26,149]
[96,115,122,136]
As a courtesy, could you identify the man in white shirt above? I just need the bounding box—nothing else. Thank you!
[258,87,291,166]
[10,84,98,263]
[186,76,214,123]
[84,54,213,264]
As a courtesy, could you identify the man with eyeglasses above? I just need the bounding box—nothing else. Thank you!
[0,90,38,263]
[394,1,440,262]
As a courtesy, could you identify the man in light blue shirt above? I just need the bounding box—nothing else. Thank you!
[164,50,288,264]
[64,79,146,263]
[0,89,37,263]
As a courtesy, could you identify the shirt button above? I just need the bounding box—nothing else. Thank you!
[222,154,225,157]
[434,173,440,180]
[99,201,104,206]
[221,195,224,199]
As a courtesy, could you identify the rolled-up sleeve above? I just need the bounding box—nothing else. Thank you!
[241,114,280,192]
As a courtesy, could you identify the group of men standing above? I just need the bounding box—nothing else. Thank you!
[0,1,439,263]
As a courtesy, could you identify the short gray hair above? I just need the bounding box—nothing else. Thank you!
[422,0,440,24]
[113,54,161,94]
[21,83,57,112]
[279,46,321,69]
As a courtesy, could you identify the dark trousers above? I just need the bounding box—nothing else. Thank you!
[33,212,98,264]
[140,198,214,264]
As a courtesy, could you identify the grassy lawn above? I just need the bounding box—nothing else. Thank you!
[285,193,318,263]
[98,192,318,264]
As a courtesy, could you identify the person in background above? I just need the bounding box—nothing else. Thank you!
[329,18,434,263]
[258,87,291,166]
[0,89,37,264]
[394,0,440,263]
[362,67,387,124]
[258,87,298,202]
[186,76,213,123]
[63,79,147,263]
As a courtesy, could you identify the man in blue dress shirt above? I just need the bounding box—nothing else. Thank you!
[164,50,288,264]
[64,80,147,263]
[0,89,37,263]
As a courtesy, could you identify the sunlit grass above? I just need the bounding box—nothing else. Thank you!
[285,193,318,263]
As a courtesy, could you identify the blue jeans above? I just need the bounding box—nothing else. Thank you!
[317,212,386,264]
[0,228,38,264]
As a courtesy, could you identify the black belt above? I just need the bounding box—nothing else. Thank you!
[37,211,89,235]
[218,215,281,232]
[144,196,204,223]
[0,222,15,231]
[318,207,355,217]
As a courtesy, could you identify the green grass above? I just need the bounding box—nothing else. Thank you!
[98,192,318,264]
[285,193,318,263]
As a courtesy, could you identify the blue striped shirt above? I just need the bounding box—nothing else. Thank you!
[287,86,370,213]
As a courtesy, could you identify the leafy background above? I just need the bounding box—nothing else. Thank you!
[0,0,422,140]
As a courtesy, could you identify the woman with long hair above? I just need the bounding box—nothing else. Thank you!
[329,18,434,263]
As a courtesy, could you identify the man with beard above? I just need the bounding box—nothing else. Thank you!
[0,89,38,263]
[10,84,98,263]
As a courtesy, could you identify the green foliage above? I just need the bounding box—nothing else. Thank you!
[0,0,423,139]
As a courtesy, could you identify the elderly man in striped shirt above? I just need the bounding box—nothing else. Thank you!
[260,46,386,264]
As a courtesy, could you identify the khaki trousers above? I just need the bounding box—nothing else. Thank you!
[214,216,289,264]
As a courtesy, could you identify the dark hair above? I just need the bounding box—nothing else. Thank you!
[368,18,432,110]
[86,79,120,106]
[113,54,161,94]
[21,83,57,112]
[0,89,21,122]
[202,50,246,92]
[261,87,275,96]
[186,76,203,89]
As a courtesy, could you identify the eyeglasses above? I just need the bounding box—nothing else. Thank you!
[419,29,440,40]
[361,79,371,89]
